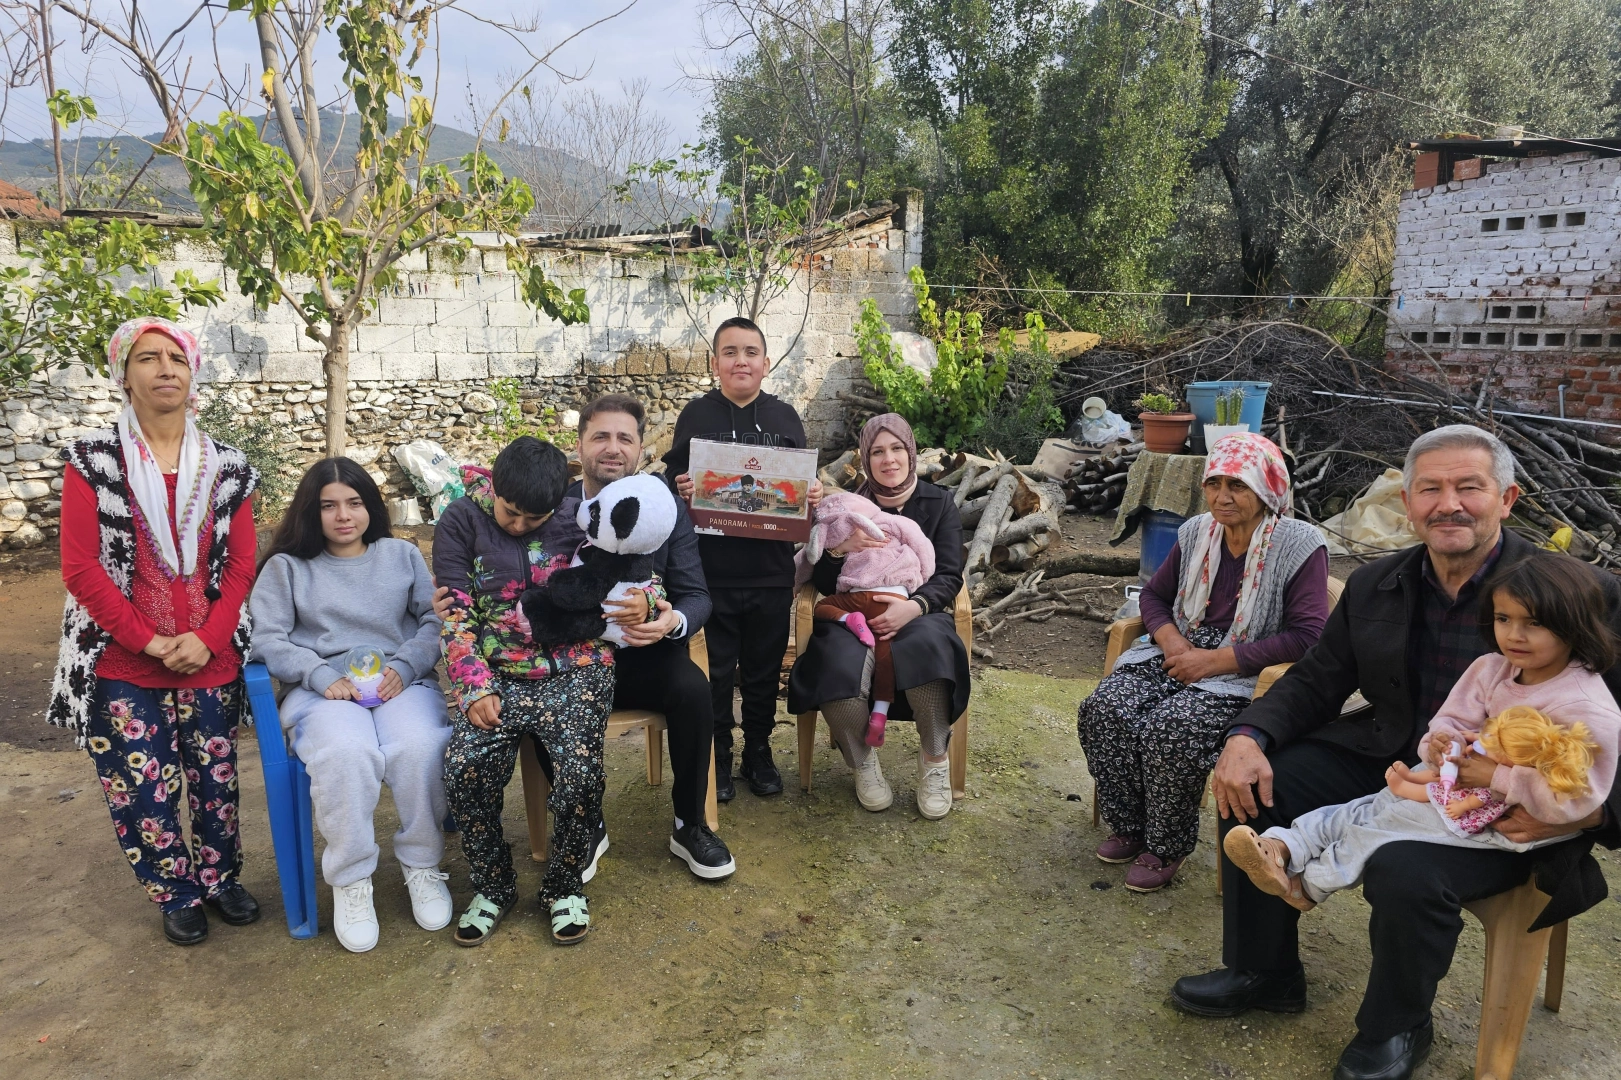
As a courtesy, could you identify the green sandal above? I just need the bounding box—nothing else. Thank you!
[453,893,513,947]
[549,895,590,945]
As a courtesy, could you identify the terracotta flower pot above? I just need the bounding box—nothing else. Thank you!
[1141,412,1195,454]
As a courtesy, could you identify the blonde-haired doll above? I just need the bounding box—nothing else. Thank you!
[1225,551,1620,912]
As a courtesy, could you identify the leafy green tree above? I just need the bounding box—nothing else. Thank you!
[0,218,222,385]
[893,0,1226,334]
[179,0,591,455]
[1184,0,1621,297]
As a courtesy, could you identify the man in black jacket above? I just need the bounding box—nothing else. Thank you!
[1171,425,1621,1080]
[570,394,736,879]
[429,396,737,881]
[663,316,822,801]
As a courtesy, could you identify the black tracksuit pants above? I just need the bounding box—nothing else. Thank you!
[613,637,713,826]
[705,585,793,758]
[1219,739,1535,1039]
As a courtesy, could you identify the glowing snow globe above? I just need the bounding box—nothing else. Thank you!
[344,646,388,707]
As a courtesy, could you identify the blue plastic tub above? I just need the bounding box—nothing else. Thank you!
[1139,509,1186,581]
[1186,381,1271,452]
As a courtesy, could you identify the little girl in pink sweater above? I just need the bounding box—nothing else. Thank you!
[1226,552,1620,910]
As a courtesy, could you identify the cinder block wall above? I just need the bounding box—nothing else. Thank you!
[0,200,921,546]
[1384,152,1621,432]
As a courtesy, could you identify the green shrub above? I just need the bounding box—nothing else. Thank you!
[1136,392,1177,415]
[978,347,1066,463]
[482,377,578,450]
[198,396,298,516]
[860,267,1013,450]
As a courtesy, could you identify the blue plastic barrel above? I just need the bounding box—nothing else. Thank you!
[1139,509,1186,581]
[1186,381,1271,452]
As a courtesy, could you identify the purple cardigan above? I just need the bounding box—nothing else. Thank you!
[1140,540,1330,675]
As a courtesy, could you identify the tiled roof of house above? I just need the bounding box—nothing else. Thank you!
[0,178,61,220]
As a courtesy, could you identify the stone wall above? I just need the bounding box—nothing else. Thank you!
[1384,152,1621,433]
[0,194,922,546]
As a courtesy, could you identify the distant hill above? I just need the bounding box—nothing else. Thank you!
[0,112,676,228]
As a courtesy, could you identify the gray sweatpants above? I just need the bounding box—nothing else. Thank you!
[284,684,453,888]
[1264,789,1551,904]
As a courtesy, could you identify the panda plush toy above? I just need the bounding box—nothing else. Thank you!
[519,472,678,648]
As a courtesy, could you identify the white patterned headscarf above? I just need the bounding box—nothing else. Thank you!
[108,317,219,578]
[1175,432,1293,642]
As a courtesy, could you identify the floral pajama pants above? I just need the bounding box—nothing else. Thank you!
[1075,626,1246,862]
[86,679,244,912]
[445,666,612,909]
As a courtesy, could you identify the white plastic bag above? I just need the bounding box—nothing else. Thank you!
[392,440,463,522]
[1079,409,1131,447]
[1318,468,1420,555]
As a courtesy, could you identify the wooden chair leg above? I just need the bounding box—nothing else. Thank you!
[948,711,968,800]
[704,743,719,831]
[519,734,551,862]
[1544,920,1568,1013]
[1468,883,1554,1080]
[1091,790,1100,827]
[797,711,817,792]
[646,722,663,786]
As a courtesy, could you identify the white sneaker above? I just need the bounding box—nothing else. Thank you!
[333,878,379,953]
[853,751,893,812]
[917,754,952,820]
[402,864,452,931]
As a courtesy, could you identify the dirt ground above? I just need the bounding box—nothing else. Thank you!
[4,516,1620,1080]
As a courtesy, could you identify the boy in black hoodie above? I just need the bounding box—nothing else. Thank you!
[664,317,822,800]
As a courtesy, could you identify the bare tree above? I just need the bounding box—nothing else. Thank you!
[492,77,676,232]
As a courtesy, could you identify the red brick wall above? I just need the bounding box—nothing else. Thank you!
[1385,348,1621,434]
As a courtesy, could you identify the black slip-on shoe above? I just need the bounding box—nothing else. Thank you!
[670,822,737,880]
[1333,1019,1432,1080]
[714,752,737,803]
[739,743,784,797]
[1170,966,1307,1018]
[163,904,209,945]
[581,820,609,884]
[204,881,261,926]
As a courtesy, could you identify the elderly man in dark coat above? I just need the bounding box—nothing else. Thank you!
[1171,425,1621,1080]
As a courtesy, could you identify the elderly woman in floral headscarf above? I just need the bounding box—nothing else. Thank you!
[788,413,970,820]
[1077,433,1329,892]
[50,317,261,945]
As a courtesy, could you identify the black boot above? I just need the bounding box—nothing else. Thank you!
[739,742,783,797]
[204,881,261,926]
[1333,1019,1432,1080]
[163,904,209,946]
[714,751,736,803]
[1170,966,1307,1017]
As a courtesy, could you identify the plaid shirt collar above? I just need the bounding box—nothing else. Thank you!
[1412,533,1505,722]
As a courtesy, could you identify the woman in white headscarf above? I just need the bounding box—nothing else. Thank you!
[1077,434,1329,892]
[49,317,261,946]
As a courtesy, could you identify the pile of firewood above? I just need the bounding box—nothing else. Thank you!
[1060,439,1142,513]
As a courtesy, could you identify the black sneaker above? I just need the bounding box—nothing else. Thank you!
[204,881,261,926]
[669,822,737,880]
[739,742,783,796]
[581,820,609,884]
[714,751,737,803]
[163,904,209,945]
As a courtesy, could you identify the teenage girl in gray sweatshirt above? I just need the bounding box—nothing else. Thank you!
[249,458,450,953]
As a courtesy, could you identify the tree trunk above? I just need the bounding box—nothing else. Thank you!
[324,317,350,457]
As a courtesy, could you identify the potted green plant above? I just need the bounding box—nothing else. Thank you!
[1136,392,1196,454]
[1203,386,1249,448]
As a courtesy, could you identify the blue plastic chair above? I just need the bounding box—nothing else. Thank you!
[243,661,320,938]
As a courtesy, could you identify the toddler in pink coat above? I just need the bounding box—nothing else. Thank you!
[795,489,935,747]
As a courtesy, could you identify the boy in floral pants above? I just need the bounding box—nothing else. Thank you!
[435,437,660,946]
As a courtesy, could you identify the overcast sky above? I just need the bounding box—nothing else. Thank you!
[0,0,711,147]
